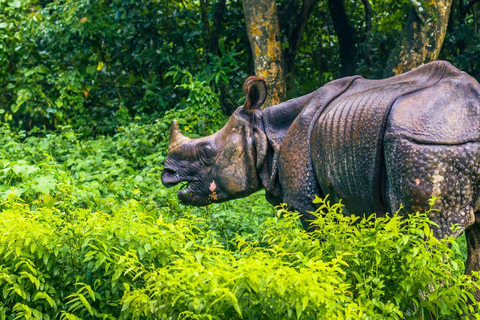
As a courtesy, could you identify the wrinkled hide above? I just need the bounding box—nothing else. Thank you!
[162,61,480,300]
[161,77,268,206]
[162,61,480,238]
[310,62,480,238]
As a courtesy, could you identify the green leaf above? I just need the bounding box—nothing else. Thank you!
[78,293,93,315]
[34,292,57,309]
[86,65,96,75]
[32,175,57,194]
[11,164,38,177]
[10,0,21,8]
[225,291,241,317]
[10,103,20,114]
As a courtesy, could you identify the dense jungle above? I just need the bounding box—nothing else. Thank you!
[1,0,480,318]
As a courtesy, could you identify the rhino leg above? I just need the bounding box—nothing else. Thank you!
[384,137,479,239]
[465,221,480,302]
[385,137,480,304]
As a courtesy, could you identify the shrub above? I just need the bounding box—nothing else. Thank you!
[1,194,478,319]
[0,123,478,319]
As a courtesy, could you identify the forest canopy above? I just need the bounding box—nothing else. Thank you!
[1,0,479,134]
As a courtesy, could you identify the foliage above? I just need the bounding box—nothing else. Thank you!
[2,1,480,318]
[0,0,41,122]
[0,0,247,133]
[162,67,228,138]
[0,123,478,319]
[440,4,480,81]
[2,0,479,132]
[307,197,478,318]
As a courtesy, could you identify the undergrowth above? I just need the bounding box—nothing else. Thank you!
[0,123,479,319]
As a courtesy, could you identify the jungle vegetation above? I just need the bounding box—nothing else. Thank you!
[1,0,480,318]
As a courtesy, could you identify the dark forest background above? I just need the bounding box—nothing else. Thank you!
[1,0,479,136]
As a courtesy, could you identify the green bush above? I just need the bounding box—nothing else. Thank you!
[0,123,479,319]
[0,0,247,133]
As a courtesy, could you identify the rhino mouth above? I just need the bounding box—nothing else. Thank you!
[161,167,180,187]
[177,181,201,202]
[161,168,208,205]
[161,170,196,190]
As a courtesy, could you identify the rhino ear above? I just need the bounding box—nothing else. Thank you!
[243,76,267,114]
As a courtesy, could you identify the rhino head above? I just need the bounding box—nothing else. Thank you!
[161,77,269,206]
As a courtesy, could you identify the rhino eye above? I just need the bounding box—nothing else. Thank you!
[198,144,215,165]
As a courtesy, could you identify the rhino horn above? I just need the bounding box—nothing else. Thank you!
[168,120,190,152]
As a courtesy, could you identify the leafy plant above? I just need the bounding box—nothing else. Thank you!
[0,123,477,318]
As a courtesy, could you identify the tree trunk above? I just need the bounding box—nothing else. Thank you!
[199,0,226,56]
[328,0,357,76]
[243,0,286,107]
[385,0,453,77]
[211,0,226,55]
[279,0,318,89]
[199,0,212,57]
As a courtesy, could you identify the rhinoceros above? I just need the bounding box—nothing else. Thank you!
[161,61,480,285]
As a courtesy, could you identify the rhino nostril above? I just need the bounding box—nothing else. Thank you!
[161,168,180,188]
[163,167,177,174]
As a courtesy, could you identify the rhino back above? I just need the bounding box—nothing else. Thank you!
[310,61,459,217]
[382,71,480,237]
[386,72,480,145]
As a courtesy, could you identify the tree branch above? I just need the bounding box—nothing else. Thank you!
[360,0,372,34]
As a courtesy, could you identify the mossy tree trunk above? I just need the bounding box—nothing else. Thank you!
[243,0,286,107]
[385,0,453,77]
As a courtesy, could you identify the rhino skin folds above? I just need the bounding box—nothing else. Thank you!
[162,62,480,299]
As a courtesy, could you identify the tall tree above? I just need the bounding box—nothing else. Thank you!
[385,0,453,76]
[243,0,286,107]
[328,0,357,76]
[279,0,319,88]
[199,0,227,56]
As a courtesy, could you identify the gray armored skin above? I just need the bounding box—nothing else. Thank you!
[162,61,480,296]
